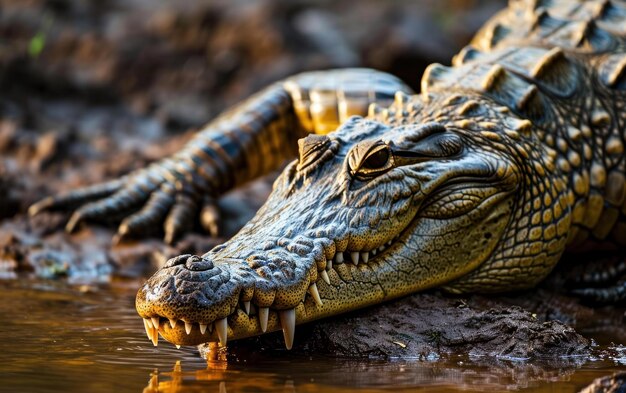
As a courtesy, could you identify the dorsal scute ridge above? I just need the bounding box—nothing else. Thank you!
[420,44,579,123]
[531,47,566,77]
[600,53,626,88]
[472,0,625,54]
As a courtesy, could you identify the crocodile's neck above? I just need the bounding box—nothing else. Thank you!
[547,55,626,247]
[409,3,626,291]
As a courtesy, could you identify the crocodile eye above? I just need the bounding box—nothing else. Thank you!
[349,142,394,180]
[361,148,390,170]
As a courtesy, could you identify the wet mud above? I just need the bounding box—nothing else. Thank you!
[206,291,591,359]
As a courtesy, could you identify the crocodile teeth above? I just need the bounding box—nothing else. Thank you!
[215,318,228,346]
[184,321,193,335]
[350,252,360,265]
[334,252,344,263]
[361,252,369,263]
[243,301,251,315]
[151,317,160,329]
[259,307,269,332]
[387,240,392,246]
[308,283,323,306]
[378,245,385,252]
[151,328,159,346]
[176,345,181,349]
[279,308,296,350]
[143,319,153,341]
[320,270,330,285]
[327,259,333,270]
[199,323,208,335]
[372,249,377,256]
[143,319,159,346]
[169,319,177,329]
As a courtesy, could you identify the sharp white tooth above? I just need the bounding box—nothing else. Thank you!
[199,323,208,334]
[143,320,158,346]
[361,252,369,263]
[335,252,344,263]
[327,259,333,270]
[259,307,269,332]
[143,319,153,341]
[378,245,385,252]
[387,240,392,246]
[279,308,296,350]
[320,270,330,285]
[243,301,251,315]
[215,318,228,346]
[176,345,181,349]
[151,317,160,329]
[350,252,360,265]
[308,283,323,306]
[372,249,377,256]
[169,319,176,329]
[184,321,193,335]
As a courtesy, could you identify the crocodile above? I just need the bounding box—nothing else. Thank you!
[30,0,626,350]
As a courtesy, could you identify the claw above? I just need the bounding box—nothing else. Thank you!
[27,196,55,217]
[28,180,122,216]
[65,211,85,233]
[164,194,198,245]
[200,197,221,237]
[115,186,176,242]
[65,187,150,233]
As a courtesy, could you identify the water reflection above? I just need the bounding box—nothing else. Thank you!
[142,351,620,393]
[1,278,625,393]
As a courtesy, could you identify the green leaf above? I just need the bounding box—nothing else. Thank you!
[28,32,46,58]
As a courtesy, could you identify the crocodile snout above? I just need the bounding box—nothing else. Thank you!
[136,234,325,349]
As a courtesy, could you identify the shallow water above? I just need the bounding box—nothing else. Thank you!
[1,279,625,393]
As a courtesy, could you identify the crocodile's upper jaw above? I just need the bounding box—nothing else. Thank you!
[136,99,554,349]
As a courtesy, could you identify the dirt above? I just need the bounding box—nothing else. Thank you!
[212,291,591,360]
[1,0,624,364]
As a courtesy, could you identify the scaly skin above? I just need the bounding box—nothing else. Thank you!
[34,0,626,349]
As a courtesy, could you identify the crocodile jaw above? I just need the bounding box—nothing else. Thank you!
[136,187,515,349]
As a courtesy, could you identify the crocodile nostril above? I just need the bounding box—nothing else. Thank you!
[164,254,192,268]
[186,255,214,271]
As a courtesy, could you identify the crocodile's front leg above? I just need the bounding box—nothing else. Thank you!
[29,69,412,244]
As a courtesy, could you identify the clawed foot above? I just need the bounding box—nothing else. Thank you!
[566,254,626,304]
[29,162,220,244]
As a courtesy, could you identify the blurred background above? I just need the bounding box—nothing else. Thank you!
[1,0,505,127]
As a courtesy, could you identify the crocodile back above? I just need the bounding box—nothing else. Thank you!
[472,0,626,53]
[421,0,626,248]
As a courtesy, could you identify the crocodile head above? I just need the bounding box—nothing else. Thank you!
[136,94,570,349]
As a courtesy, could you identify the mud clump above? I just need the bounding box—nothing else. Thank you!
[580,372,626,393]
[226,293,589,359]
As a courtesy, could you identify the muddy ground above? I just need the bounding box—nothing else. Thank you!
[1,0,625,361]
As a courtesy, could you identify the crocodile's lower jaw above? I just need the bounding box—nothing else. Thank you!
[141,235,402,349]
